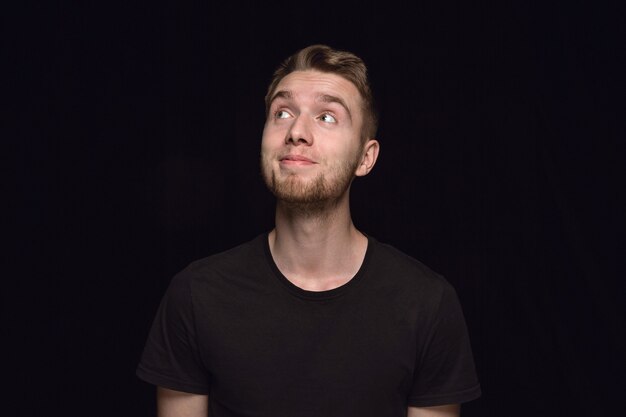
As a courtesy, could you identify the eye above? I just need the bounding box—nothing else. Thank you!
[274,110,291,119]
[319,113,337,123]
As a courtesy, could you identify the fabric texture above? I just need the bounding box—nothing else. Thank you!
[137,233,481,416]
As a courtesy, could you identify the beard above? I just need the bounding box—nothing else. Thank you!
[261,153,360,215]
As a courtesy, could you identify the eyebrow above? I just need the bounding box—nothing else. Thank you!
[269,90,293,104]
[268,90,353,121]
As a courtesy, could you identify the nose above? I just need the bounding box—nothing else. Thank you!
[285,115,313,146]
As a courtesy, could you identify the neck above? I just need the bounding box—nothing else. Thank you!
[268,192,368,291]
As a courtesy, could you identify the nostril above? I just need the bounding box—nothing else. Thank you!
[286,135,308,145]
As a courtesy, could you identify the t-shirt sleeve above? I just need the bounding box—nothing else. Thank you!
[136,271,210,394]
[408,282,481,406]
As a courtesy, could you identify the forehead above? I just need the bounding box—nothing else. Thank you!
[273,70,362,106]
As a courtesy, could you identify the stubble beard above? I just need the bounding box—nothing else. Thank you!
[261,154,360,217]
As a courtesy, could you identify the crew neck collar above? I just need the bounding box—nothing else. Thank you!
[262,232,373,301]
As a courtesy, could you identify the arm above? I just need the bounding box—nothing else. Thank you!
[157,387,209,417]
[407,404,460,417]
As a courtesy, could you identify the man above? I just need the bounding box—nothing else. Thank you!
[137,44,481,417]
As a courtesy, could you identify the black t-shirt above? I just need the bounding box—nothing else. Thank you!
[137,233,480,416]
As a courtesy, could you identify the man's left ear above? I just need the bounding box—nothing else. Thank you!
[355,139,380,177]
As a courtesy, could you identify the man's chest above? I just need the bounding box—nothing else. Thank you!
[193,287,420,414]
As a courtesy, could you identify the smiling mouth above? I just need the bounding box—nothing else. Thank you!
[280,155,317,164]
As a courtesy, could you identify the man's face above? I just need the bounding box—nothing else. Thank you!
[261,70,366,208]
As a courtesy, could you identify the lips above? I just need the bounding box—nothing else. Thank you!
[280,154,317,163]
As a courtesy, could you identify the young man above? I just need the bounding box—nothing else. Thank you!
[137,45,481,417]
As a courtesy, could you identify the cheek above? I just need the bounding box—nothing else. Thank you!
[260,143,275,164]
[336,138,362,160]
[261,123,287,148]
[261,122,271,142]
[260,136,281,165]
[261,127,275,152]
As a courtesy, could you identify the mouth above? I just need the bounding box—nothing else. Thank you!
[279,155,317,165]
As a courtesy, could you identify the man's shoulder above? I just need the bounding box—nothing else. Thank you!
[176,233,267,282]
[157,234,270,312]
[370,238,440,276]
[368,236,451,293]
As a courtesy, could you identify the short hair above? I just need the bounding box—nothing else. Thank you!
[264,44,378,142]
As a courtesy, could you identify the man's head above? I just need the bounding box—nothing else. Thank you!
[261,45,380,214]
[265,44,378,143]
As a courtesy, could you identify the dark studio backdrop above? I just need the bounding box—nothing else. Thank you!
[6,1,625,416]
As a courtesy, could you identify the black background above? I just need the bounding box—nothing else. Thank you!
[6,1,625,416]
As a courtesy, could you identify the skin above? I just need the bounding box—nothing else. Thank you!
[260,70,378,291]
[157,70,459,417]
[407,404,461,417]
[157,387,207,417]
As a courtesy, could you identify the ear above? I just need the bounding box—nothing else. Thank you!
[355,139,380,177]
